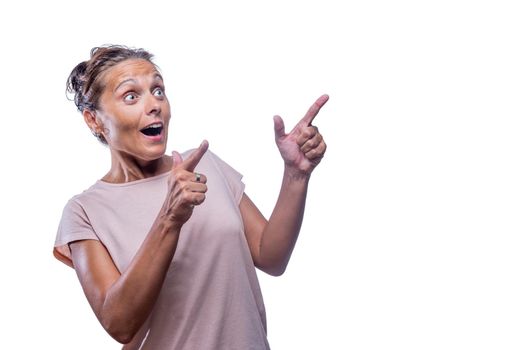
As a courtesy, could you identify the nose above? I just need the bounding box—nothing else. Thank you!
[146,92,161,116]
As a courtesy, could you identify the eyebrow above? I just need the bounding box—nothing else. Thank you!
[113,73,164,92]
[114,78,136,92]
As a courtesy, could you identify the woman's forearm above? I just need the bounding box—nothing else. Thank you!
[258,166,310,276]
[99,216,180,343]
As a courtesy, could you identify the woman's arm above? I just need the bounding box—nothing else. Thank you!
[70,142,208,344]
[240,171,308,276]
[70,222,180,344]
[241,95,329,276]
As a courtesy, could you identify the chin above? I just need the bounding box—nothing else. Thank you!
[140,144,167,161]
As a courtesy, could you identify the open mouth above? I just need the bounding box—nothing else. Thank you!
[140,123,163,137]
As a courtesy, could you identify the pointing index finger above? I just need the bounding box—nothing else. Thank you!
[179,140,209,172]
[301,94,329,126]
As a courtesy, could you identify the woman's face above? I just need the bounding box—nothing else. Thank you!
[92,59,171,162]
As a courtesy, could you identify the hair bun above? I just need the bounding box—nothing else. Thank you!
[66,61,88,112]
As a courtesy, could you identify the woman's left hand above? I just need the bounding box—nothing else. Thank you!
[273,94,329,176]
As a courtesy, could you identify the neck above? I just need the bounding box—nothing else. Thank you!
[102,150,172,184]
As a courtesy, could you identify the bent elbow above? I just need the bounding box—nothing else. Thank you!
[109,328,136,344]
[270,267,286,277]
[102,317,137,344]
[259,263,287,277]
[112,332,135,345]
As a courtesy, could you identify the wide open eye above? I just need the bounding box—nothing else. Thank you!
[153,88,164,97]
[124,93,137,102]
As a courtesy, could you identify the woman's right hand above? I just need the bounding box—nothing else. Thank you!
[162,140,209,229]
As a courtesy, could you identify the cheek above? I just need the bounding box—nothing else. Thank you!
[163,105,171,126]
[104,115,139,142]
[164,101,171,120]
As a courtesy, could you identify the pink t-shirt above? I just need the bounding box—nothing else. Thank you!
[54,150,270,350]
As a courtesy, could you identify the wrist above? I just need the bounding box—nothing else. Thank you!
[283,165,311,183]
[157,204,184,233]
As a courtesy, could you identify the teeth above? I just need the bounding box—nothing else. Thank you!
[146,123,162,129]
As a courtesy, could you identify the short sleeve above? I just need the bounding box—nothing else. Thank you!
[206,150,246,205]
[53,198,99,268]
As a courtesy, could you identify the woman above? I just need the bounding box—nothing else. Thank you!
[53,45,328,350]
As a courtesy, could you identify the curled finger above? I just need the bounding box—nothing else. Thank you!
[191,192,206,206]
[190,182,208,194]
[300,133,323,154]
[193,172,208,184]
[305,142,327,160]
[296,126,319,146]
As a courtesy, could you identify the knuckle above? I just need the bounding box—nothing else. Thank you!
[182,191,192,202]
[173,170,187,182]
[303,129,313,138]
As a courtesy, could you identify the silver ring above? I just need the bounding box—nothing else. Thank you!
[195,173,201,182]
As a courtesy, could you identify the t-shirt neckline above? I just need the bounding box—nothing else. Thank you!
[96,170,171,187]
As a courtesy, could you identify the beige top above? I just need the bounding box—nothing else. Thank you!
[54,150,270,350]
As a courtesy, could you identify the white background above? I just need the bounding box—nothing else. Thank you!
[1,0,523,349]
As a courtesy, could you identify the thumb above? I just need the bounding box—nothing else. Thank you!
[172,150,183,168]
[273,115,286,140]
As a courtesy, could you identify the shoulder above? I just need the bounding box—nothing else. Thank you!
[182,146,243,184]
[62,184,96,210]
[60,180,111,216]
[181,148,222,162]
[60,185,98,222]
